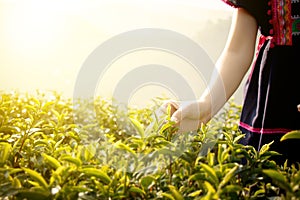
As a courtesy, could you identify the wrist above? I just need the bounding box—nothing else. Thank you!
[198,99,212,124]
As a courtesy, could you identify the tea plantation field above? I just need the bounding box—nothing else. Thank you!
[0,91,299,199]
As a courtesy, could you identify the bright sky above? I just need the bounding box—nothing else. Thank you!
[0,0,235,105]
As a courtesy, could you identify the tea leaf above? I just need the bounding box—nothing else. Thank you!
[204,181,216,193]
[42,101,54,111]
[200,163,219,186]
[9,177,21,189]
[9,168,23,175]
[233,134,245,144]
[42,153,61,169]
[61,155,82,167]
[218,166,238,189]
[280,131,300,141]
[188,190,202,197]
[188,173,206,181]
[22,168,48,190]
[115,141,137,159]
[129,186,145,195]
[221,185,243,193]
[259,142,273,156]
[263,169,293,193]
[16,191,50,200]
[81,168,111,184]
[159,122,172,134]
[140,175,156,189]
[130,117,145,138]
[161,192,175,200]
[0,126,20,134]
[27,180,41,187]
[0,142,11,165]
[168,185,184,200]
[28,128,42,136]
[253,189,265,197]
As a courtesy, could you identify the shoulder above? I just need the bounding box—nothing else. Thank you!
[221,0,272,38]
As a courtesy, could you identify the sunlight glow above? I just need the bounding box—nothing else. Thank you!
[4,1,68,56]
[1,0,234,100]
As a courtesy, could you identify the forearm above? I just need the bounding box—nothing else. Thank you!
[199,51,254,123]
[198,8,258,123]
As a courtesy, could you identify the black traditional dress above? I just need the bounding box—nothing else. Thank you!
[222,0,300,164]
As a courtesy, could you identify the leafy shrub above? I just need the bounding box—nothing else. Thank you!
[0,91,299,200]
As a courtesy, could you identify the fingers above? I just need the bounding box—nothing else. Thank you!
[176,118,201,133]
[159,100,179,115]
[171,109,181,124]
[172,101,201,120]
[154,100,179,123]
[171,101,201,132]
[298,104,300,112]
[158,100,202,133]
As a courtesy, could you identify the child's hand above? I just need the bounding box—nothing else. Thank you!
[160,100,202,133]
[159,100,179,117]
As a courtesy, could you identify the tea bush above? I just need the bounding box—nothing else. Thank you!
[0,91,299,200]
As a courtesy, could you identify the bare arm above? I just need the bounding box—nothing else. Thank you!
[199,8,258,122]
[168,8,259,131]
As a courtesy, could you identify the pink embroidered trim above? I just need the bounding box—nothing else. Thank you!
[271,0,293,46]
[239,122,292,134]
[222,0,294,46]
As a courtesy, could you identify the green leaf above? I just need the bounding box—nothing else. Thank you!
[27,180,41,187]
[188,190,202,197]
[0,142,11,165]
[140,175,156,189]
[0,126,20,134]
[9,168,23,175]
[115,141,137,158]
[233,134,245,144]
[218,166,238,189]
[188,173,206,181]
[263,169,293,193]
[51,108,61,120]
[259,141,273,156]
[130,117,145,138]
[16,190,50,200]
[129,186,145,195]
[12,177,22,188]
[168,185,184,200]
[204,181,216,193]
[42,153,61,169]
[42,101,54,111]
[81,168,111,184]
[25,105,37,112]
[61,155,82,167]
[221,185,243,194]
[159,122,172,134]
[161,192,175,200]
[217,144,223,164]
[253,189,265,197]
[49,166,68,186]
[83,144,96,161]
[64,186,90,193]
[28,128,42,136]
[280,131,300,141]
[157,148,177,157]
[22,168,48,190]
[200,163,219,186]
